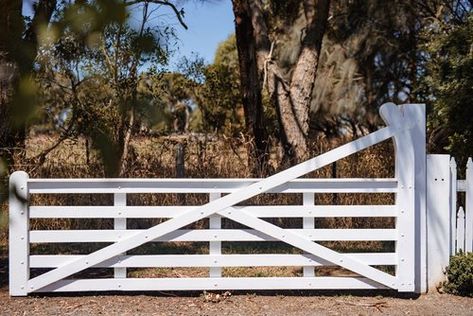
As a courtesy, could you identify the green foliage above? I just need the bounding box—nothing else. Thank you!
[36,1,177,175]
[444,252,473,297]
[193,34,244,135]
[424,13,473,169]
[214,34,238,69]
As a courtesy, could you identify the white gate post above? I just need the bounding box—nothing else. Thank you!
[9,171,29,296]
[426,154,451,290]
[408,104,427,294]
[381,103,420,292]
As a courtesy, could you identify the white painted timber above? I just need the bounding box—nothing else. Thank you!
[426,155,451,290]
[303,193,315,277]
[26,112,402,293]
[30,253,397,268]
[466,158,473,252]
[29,228,398,243]
[218,209,397,289]
[382,104,417,292]
[456,207,465,253]
[114,193,127,279]
[450,158,458,256]
[29,205,398,219]
[410,103,427,294]
[209,193,222,278]
[27,178,398,194]
[35,277,389,293]
[9,171,29,296]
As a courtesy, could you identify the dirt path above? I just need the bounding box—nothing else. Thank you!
[1,289,472,316]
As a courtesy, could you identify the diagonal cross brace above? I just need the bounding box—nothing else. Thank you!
[27,105,408,292]
[216,208,397,288]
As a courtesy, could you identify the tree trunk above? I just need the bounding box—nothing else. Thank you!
[0,1,24,168]
[272,0,330,164]
[232,0,269,176]
[233,0,330,166]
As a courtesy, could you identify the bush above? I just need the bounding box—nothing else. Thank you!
[444,252,473,297]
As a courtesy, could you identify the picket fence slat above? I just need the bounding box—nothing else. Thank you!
[450,158,458,256]
[29,205,398,219]
[29,228,398,243]
[36,277,389,292]
[466,158,473,252]
[30,253,397,268]
[456,207,465,253]
[27,178,398,194]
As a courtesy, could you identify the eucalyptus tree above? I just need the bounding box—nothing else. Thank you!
[36,0,188,176]
[232,0,331,166]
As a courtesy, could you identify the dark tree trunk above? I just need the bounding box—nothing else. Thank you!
[0,0,56,169]
[232,0,270,176]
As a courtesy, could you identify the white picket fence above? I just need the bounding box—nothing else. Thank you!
[11,102,471,295]
[450,158,473,254]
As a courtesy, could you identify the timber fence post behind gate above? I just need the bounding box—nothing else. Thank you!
[9,171,29,296]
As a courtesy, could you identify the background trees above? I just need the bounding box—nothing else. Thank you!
[1,0,472,181]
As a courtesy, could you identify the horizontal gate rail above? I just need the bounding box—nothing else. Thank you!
[29,228,398,242]
[29,205,398,218]
[27,178,398,194]
[37,277,389,292]
[30,253,397,268]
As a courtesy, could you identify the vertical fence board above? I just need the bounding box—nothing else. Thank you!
[450,158,458,256]
[426,155,451,290]
[456,207,465,253]
[466,158,473,252]
[114,193,127,278]
[9,171,29,296]
[303,193,315,277]
[209,193,222,278]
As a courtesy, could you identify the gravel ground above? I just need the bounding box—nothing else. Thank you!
[1,289,472,316]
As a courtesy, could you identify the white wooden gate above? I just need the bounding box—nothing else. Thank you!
[9,103,425,296]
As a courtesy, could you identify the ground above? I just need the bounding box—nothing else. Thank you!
[0,289,472,315]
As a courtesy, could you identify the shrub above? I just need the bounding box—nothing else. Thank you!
[444,252,473,297]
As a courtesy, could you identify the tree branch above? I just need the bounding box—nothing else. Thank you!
[125,0,188,29]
